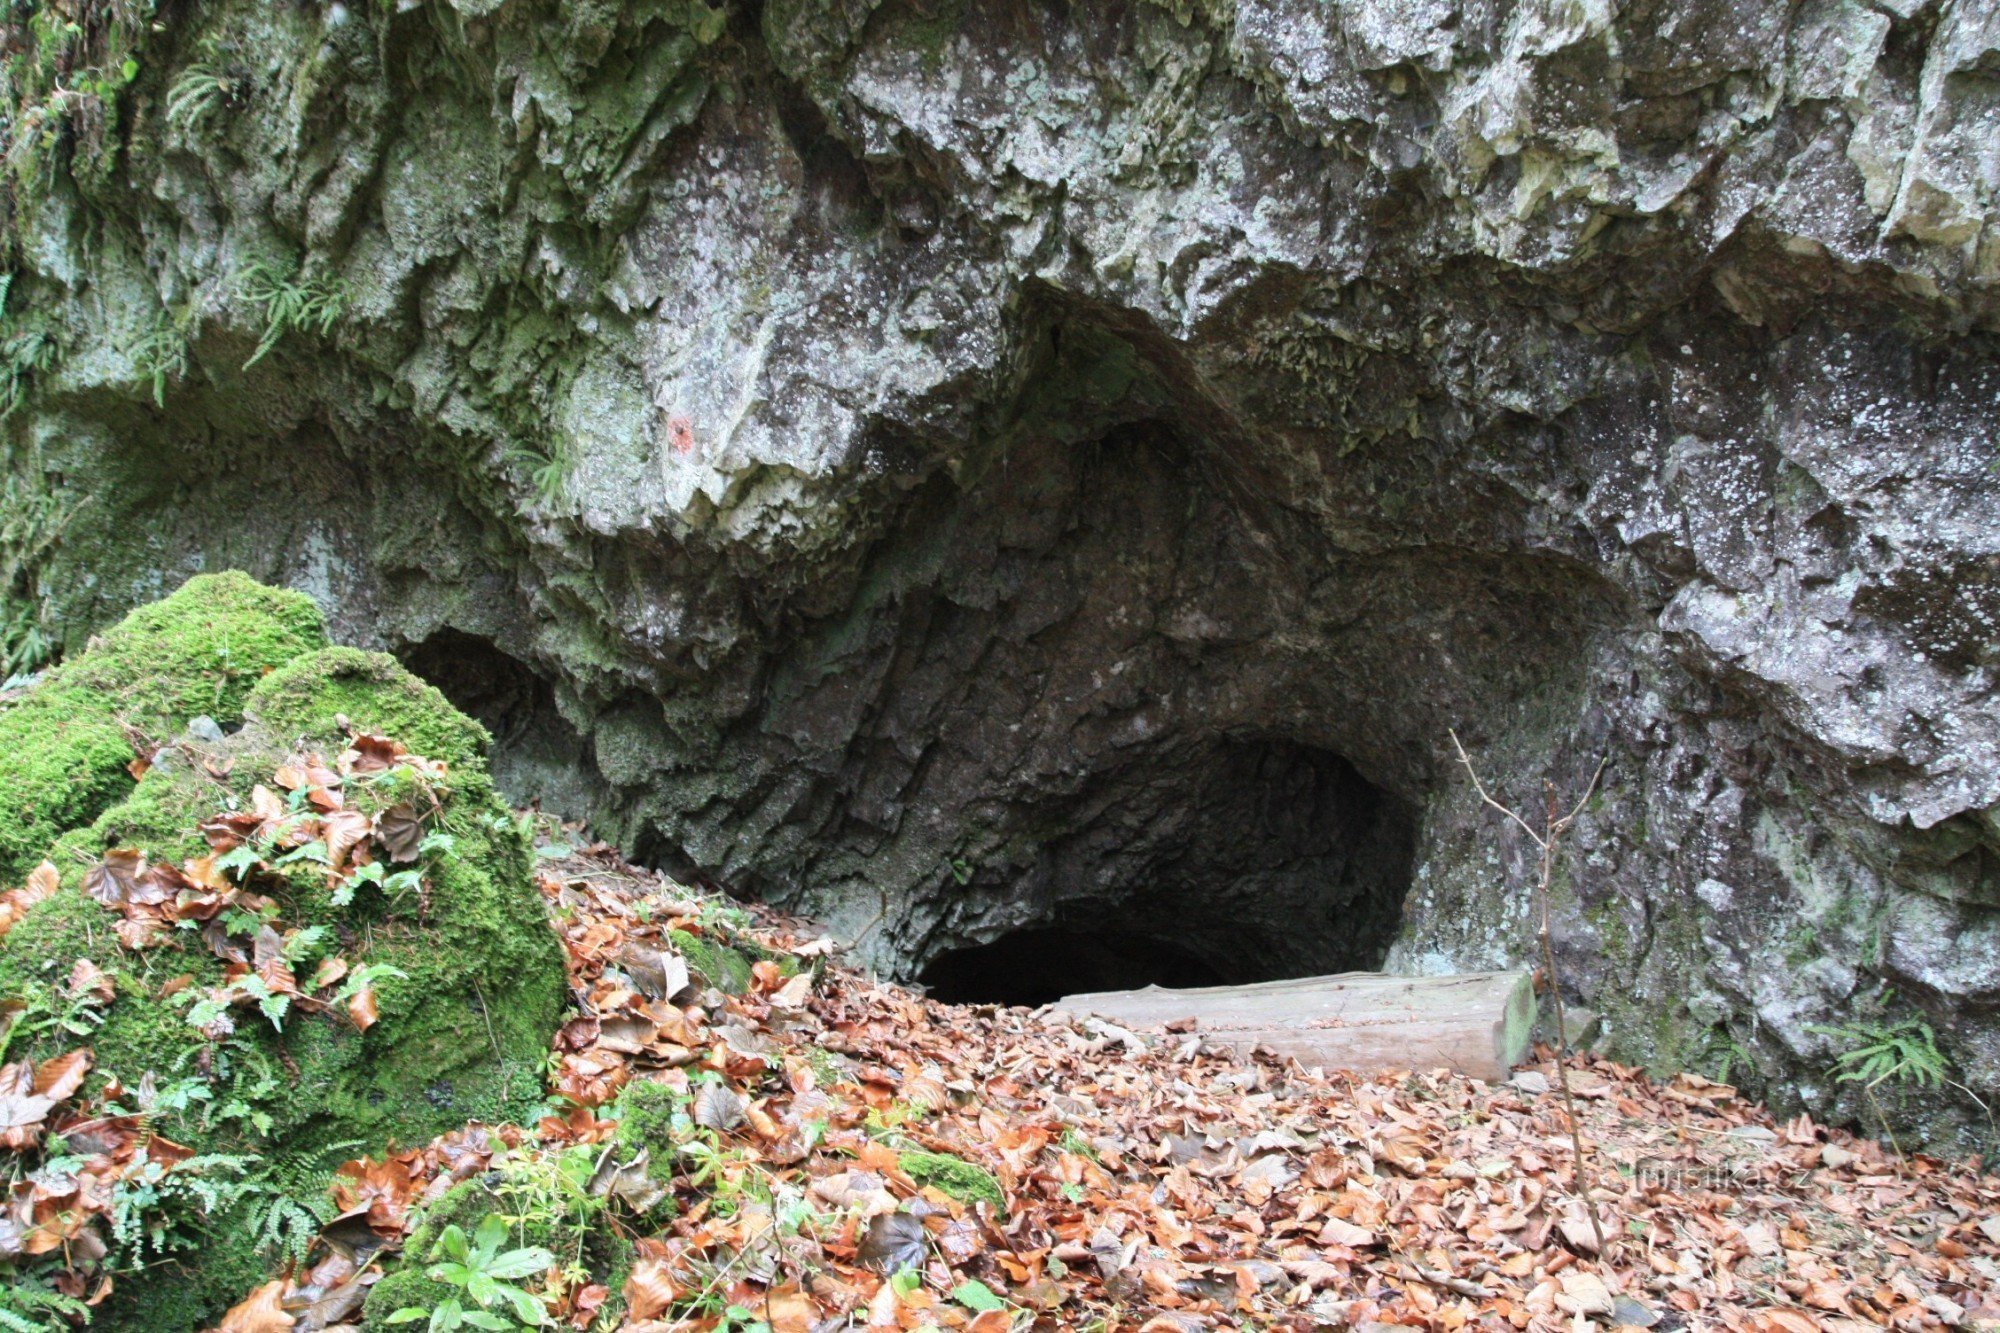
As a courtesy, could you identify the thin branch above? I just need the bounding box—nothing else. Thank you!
[1451,731,1608,1257]
[1450,729,1547,850]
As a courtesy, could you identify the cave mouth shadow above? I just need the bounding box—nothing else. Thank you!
[920,927,1227,1007]
[916,737,1417,1009]
[394,628,601,819]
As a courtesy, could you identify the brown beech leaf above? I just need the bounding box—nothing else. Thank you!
[0,860,61,940]
[858,1212,928,1275]
[214,1278,296,1332]
[346,986,380,1032]
[693,1082,747,1133]
[114,916,167,951]
[82,849,144,906]
[33,1049,91,1103]
[250,784,286,824]
[623,1256,680,1321]
[374,804,424,863]
[129,861,187,907]
[65,960,113,1005]
[343,733,406,774]
[322,809,372,873]
[0,1060,55,1149]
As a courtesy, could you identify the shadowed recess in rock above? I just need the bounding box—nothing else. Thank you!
[396,629,603,821]
[916,739,1418,1006]
[920,927,1226,1007]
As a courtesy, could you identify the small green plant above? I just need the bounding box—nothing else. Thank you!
[489,1144,609,1289]
[386,1213,556,1330]
[1057,1128,1100,1163]
[1812,1016,1949,1091]
[235,258,346,370]
[0,325,56,419]
[1810,1012,1956,1154]
[164,63,239,139]
[503,439,576,508]
[127,307,193,407]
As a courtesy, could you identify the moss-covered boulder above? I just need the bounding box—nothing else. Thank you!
[0,577,567,1330]
[0,572,327,882]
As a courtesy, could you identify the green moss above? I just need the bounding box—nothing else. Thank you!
[0,579,568,1331]
[0,571,326,881]
[898,1150,1004,1210]
[247,646,489,771]
[668,927,753,994]
[101,1216,272,1331]
[611,1077,693,1179]
[361,1178,504,1322]
[71,572,327,721]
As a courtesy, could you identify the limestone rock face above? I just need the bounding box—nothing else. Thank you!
[5,0,1998,1143]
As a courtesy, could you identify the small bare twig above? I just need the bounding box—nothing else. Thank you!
[1450,729,1608,1256]
[1397,1252,1492,1299]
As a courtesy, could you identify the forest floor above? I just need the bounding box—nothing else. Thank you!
[224,845,2000,1333]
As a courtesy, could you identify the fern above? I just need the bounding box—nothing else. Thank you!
[109,1151,259,1261]
[0,466,84,682]
[164,63,235,139]
[1810,1017,1949,1090]
[0,326,56,419]
[0,1277,90,1333]
[234,259,346,370]
[248,1190,331,1265]
[126,308,191,407]
[243,1137,362,1263]
[1809,1009,1967,1155]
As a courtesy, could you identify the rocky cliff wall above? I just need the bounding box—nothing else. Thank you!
[3,0,1997,1145]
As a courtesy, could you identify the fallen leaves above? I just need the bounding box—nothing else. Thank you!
[0,859,58,940]
[14,828,1993,1333]
[0,1049,90,1150]
[213,1279,296,1333]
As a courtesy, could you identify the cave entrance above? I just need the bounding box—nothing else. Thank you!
[920,927,1227,1007]
[916,738,1417,1008]
[395,629,601,819]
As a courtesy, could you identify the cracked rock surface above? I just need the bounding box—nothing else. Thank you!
[7,0,2000,1145]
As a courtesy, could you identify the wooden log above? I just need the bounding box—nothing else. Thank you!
[1053,970,1537,1083]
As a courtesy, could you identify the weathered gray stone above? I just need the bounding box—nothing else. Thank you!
[4,0,1999,1147]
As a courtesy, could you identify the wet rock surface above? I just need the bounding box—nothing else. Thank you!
[7,0,1999,1145]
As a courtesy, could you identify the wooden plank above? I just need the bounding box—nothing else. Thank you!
[1053,970,1536,1083]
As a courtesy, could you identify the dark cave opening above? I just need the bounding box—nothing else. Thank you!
[915,737,1418,1008]
[920,927,1227,1007]
[395,629,601,819]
